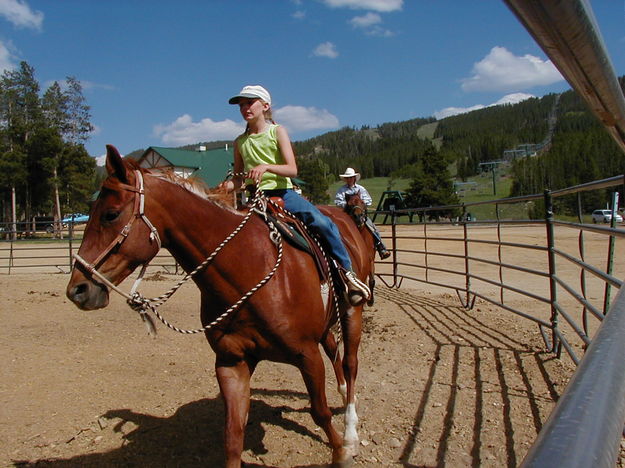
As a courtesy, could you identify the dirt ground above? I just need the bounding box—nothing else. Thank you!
[1,224,624,467]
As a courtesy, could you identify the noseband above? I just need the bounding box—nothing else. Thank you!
[73,170,162,297]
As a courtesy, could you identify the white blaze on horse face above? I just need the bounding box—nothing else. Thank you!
[343,402,360,455]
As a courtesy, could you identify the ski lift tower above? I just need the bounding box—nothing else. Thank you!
[478,160,505,195]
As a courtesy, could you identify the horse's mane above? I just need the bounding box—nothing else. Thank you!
[149,167,241,214]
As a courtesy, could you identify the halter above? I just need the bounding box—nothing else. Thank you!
[73,170,284,335]
[73,170,162,301]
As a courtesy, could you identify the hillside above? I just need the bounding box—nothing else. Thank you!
[295,76,625,210]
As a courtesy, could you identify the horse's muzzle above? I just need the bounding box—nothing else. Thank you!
[66,280,109,310]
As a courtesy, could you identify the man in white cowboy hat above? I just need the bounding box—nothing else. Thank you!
[335,167,391,259]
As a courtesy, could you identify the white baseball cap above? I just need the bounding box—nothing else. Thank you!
[229,85,272,105]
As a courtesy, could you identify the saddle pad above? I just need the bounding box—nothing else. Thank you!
[264,201,331,284]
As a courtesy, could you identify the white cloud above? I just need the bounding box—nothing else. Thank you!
[494,92,535,106]
[349,12,394,37]
[313,41,339,59]
[152,106,339,146]
[274,105,340,132]
[0,40,17,73]
[0,0,43,30]
[435,104,486,120]
[350,12,381,28]
[434,92,535,119]
[461,46,563,92]
[322,0,403,12]
[153,114,244,146]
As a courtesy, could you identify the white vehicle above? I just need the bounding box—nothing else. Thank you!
[591,209,623,223]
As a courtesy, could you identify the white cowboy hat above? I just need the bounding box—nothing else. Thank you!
[339,167,361,181]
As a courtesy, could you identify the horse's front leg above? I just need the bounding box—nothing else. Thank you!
[298,344,351,466]
[215,358,254,468]
[342,304,363,458]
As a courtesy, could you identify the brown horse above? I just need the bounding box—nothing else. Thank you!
[66,145,372,467]
[330,192,377,305]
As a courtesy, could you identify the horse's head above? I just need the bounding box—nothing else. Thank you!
[66,145,162,310]
[344,192,367,227]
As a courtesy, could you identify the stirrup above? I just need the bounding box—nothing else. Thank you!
[378,248,391,260]
[341,269,371,306]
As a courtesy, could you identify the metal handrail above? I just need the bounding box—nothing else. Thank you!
[520,287,625,467]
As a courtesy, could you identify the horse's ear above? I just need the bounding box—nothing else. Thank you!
[105,144,130,183]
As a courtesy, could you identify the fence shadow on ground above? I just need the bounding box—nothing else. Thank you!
[377,287,566,468]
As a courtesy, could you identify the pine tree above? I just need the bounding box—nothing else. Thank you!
[298,156,331,204]
[0,61,43,231]
[404,147,460,219]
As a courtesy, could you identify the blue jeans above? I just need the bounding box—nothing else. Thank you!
[264,189,352,270]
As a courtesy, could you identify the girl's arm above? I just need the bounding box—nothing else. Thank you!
[246,125,298,182]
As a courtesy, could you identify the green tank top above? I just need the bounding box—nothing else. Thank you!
[236,124,293,191]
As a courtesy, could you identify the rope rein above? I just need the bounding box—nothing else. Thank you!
[128,194,284,334]
[74,172,285,335]
[76,170,343,340]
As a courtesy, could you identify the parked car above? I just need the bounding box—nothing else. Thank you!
[61,213,89,225]
[591,209,623,224]
[33,216,55,233]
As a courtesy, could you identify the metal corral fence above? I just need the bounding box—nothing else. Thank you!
[2,175,625,467]
[376,174,625,468]
[0,223,181,275]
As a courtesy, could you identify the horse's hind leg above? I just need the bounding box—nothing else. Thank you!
[341,305,363,458]
[298,344,351,466]
[367,272,375,306]
[215,358,255,468]
[322,332,347,404]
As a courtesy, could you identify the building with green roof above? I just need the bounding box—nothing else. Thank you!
[137,145,233,187]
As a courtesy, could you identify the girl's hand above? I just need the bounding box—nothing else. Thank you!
[247,164,268,183]
[219,180,235,193]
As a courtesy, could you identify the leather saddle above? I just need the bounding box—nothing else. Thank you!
[264,197,331,284]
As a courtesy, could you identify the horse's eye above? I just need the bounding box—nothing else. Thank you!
[102,211,120,223]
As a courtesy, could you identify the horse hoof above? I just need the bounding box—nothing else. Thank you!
[343,439,360,459]
[331,453,354,467]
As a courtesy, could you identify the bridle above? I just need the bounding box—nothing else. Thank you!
[72,170,162,301]
[345,192,367,228]
[72,169,285,335]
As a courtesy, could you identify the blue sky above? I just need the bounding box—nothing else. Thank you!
[1,0,624,165]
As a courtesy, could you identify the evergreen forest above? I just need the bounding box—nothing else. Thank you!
[0,61,97,230]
